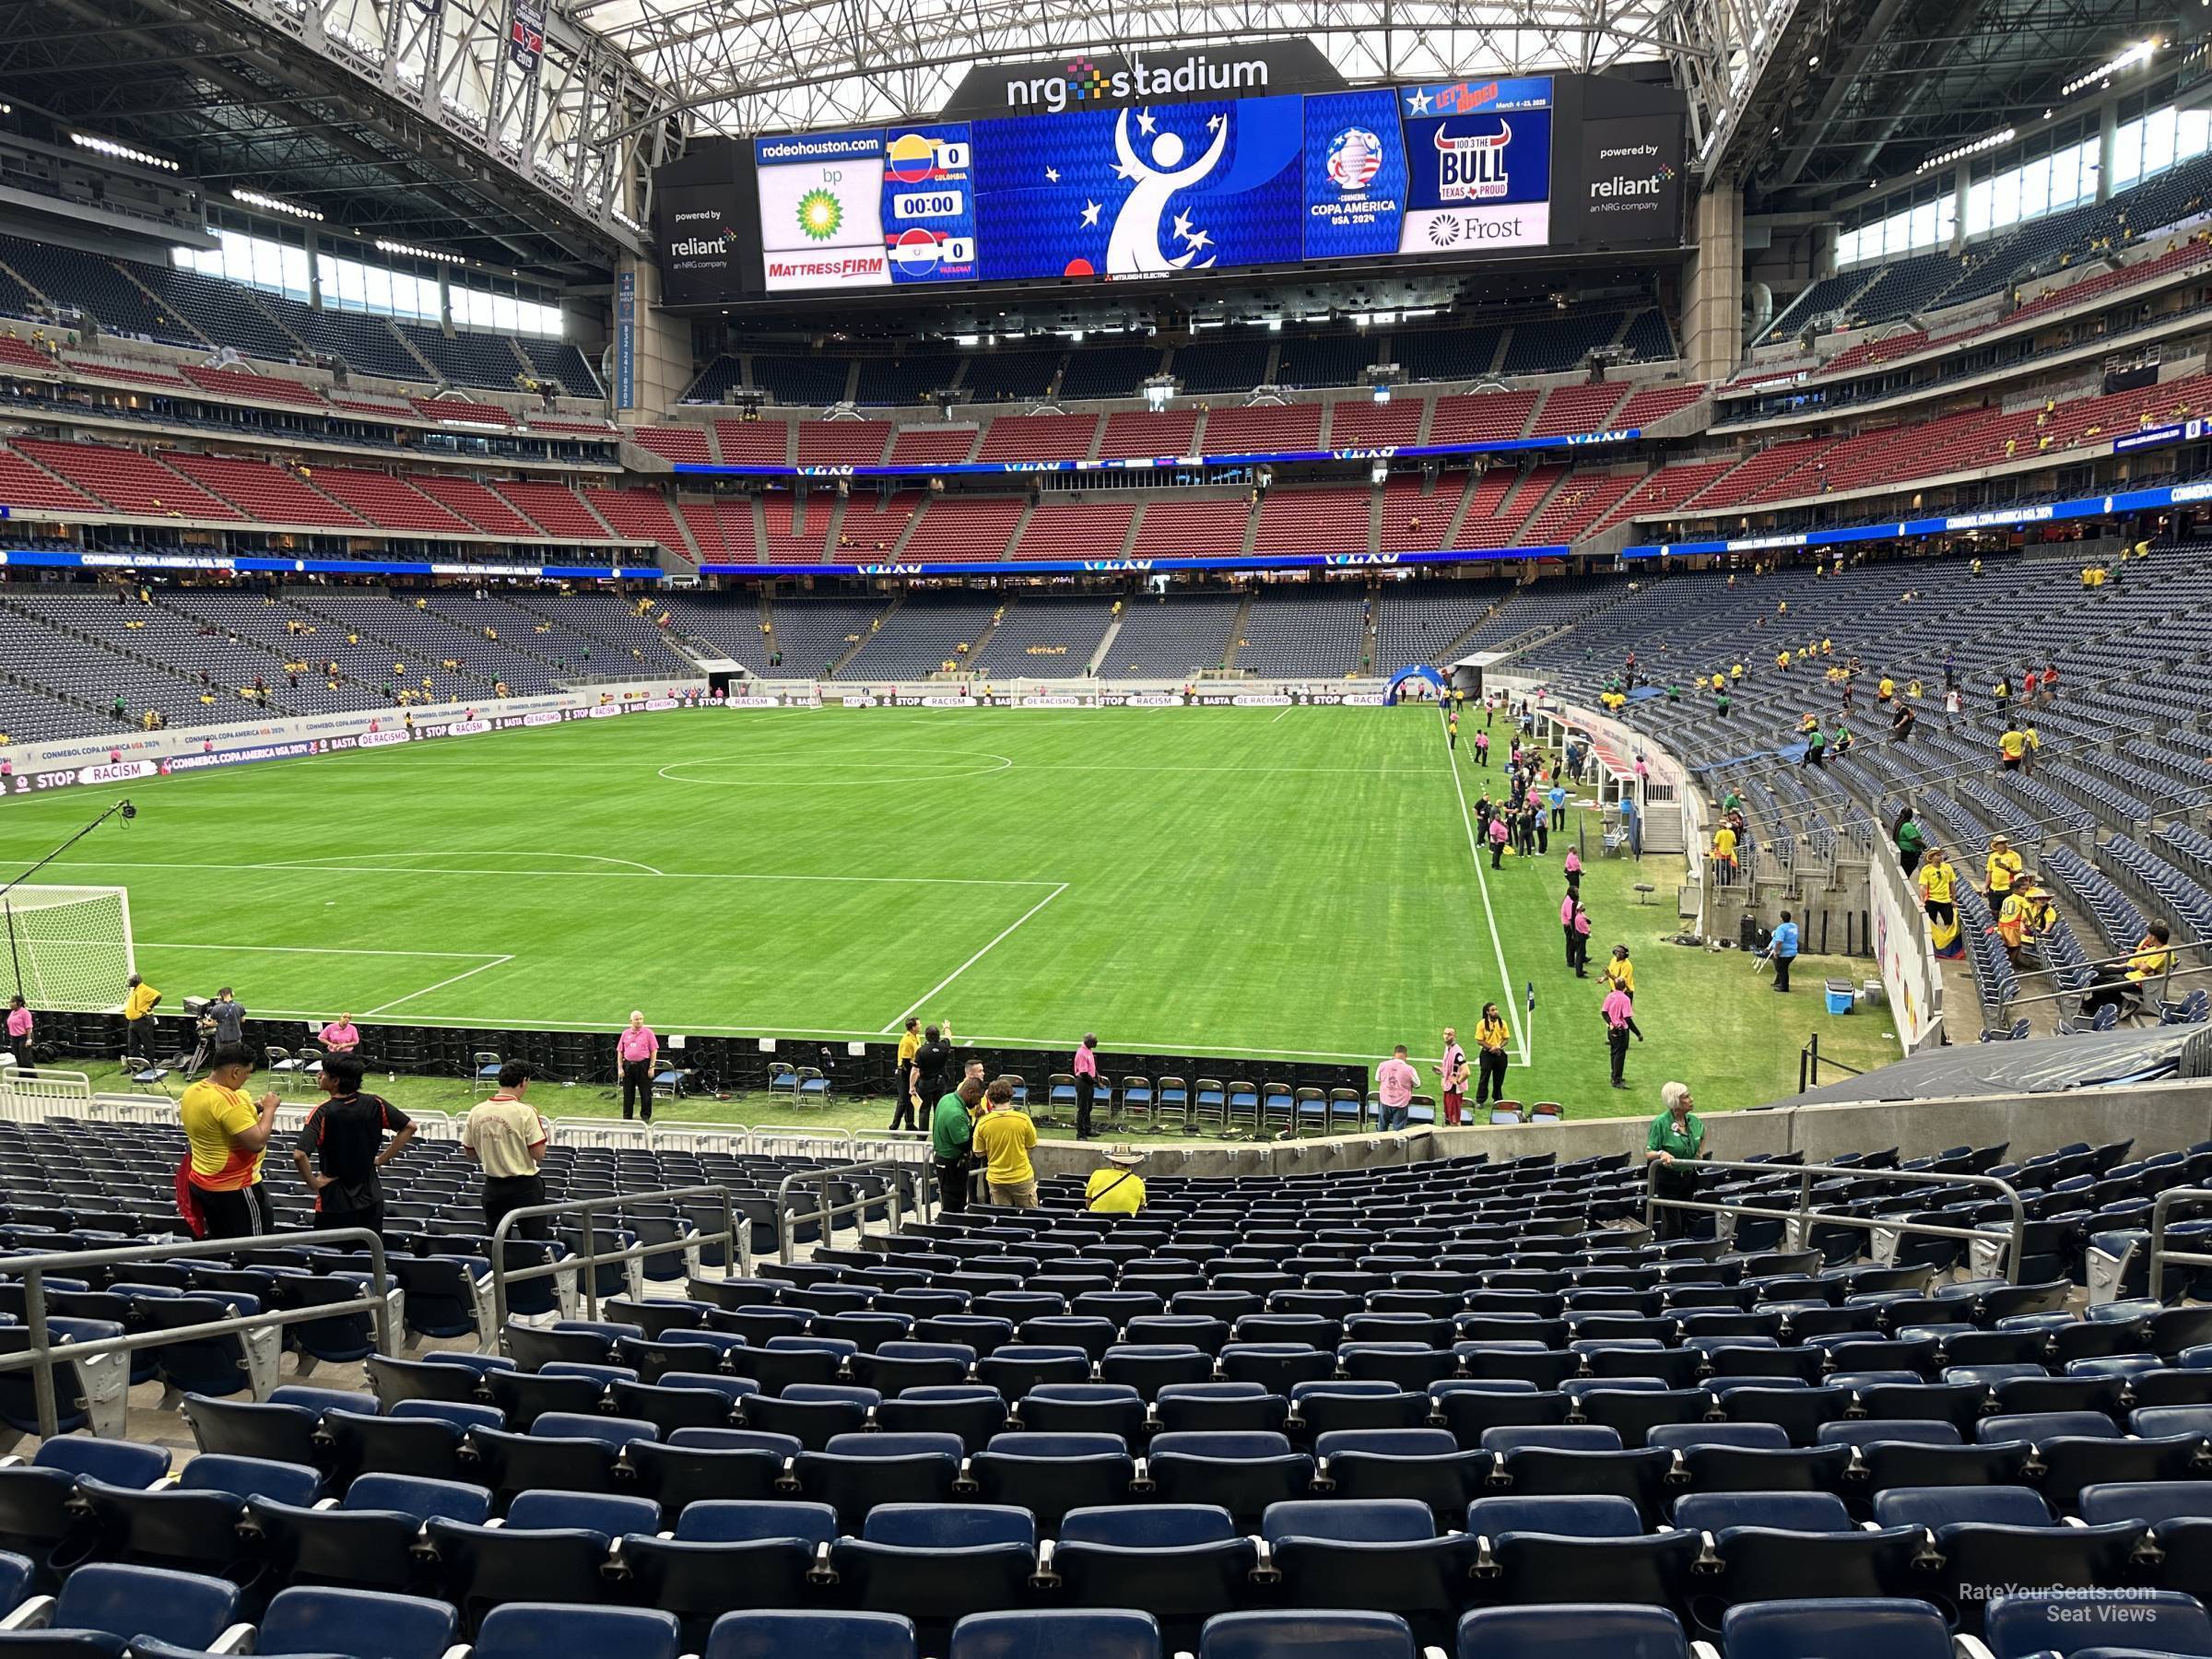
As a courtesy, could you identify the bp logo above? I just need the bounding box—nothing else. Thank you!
[796,188,843,241]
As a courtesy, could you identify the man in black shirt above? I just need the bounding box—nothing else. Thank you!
[291,1053,414,1235]
[914,1024,955,1104]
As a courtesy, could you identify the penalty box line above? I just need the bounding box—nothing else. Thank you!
[880,883,1071,1034]
[139,941,518,1020]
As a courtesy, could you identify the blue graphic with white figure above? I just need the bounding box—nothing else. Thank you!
[972,94,1303,281]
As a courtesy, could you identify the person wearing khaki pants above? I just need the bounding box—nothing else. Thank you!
[972,1077,1039,1208]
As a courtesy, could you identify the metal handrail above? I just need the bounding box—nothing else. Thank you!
[1644,1155,2028,1282]
[773,1159,916,1265]
[2147,1184,2212,1301]
[0,1227,393,1440]
[488,1184,747,1332]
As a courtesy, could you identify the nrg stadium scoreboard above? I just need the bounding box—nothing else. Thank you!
[653,49,1687,305]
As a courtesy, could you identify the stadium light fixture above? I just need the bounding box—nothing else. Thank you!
[2063,39,2157,99]
[232,188,323,222]
[69,132,178,171]
[375,237,465,265]
[1917,125,2017,172]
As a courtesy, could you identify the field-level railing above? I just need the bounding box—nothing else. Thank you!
[1645,1157,2027,1281]
[774,1160,916,1264]
[489,1184,748,1331]
[0,1228,394,1441]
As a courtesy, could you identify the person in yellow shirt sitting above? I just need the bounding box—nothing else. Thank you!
[1084,1147,1148,1215]
[2128,923,2174,986]
[1777,651,1791,671]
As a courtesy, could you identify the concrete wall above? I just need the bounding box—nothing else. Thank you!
[1683,187,1747,382]
[1029,1077,2212,1181]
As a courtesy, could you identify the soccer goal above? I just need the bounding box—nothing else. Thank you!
[0,886,135,1012]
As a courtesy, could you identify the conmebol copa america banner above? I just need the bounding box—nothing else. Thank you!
[750,76,1553,291]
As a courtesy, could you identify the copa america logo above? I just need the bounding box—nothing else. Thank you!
[1326,127,1382,192]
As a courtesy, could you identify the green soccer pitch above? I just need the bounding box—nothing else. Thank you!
[0,704,1902,1115]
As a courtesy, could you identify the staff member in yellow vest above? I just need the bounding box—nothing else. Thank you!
[1085,1147,1147,1215]
[1984,835,2024,906]
[179,1043,282,1239]
[122,973,161,1062]
[889,1017,924,1134]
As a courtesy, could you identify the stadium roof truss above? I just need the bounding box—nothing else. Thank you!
[576,0,1762,183]
[217,0,679,253]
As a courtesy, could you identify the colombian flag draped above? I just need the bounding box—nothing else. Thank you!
[1930,911,1965,959]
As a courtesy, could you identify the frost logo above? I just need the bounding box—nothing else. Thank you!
[1435,122,1513,201]
[1427,216,1463,246]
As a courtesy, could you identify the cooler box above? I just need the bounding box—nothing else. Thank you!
[1825,980,1855,1015]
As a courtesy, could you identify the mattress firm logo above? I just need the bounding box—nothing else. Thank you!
[1006,52,1269,112]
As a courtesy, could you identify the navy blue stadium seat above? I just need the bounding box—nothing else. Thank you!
[1722,1598,1951,1659]
[475,1604,680,1659]
[947,1609,1161,1659]
[703,1611,917,1659]
[1457,1604,1689,1659]
[1198,1609,1417,1659]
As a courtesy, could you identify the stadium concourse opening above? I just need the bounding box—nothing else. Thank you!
[3,0,2212,1648]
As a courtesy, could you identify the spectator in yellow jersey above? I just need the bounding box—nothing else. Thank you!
[1917,846,1958,926]
[972,1078,1038,1207]
[1998,725,2029,771]
[1084,1148,1147,1215]
[1712,821,1739,883]
[180,1043,282,1239]
[1984,835,2024,905]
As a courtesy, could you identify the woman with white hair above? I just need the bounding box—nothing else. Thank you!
[618,1010,659,1124]
[1645,1081,1706,1240]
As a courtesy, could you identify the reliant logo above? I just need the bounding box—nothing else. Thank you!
[1006,51,1269,112]
[670,235,730,257]
[1590,163,1674,199]
[1325,553,1401,566]
[1082,559,1155,571]
[859,563,922,574]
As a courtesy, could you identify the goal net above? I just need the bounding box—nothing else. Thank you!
[0,886,135,1013]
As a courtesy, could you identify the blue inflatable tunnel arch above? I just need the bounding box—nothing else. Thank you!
[1385,665,1449,705]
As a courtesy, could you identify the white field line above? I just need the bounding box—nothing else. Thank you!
[139,943,504,959]
[1442,717,1529,1066]
[881,883,1070,1032]
[361,954,517,1018]
[27,858,1060,889]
